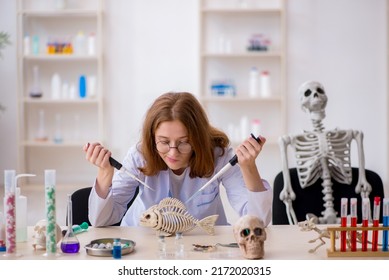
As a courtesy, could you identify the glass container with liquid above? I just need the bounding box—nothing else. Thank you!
[61,194,80,253]
[29,65,43,98]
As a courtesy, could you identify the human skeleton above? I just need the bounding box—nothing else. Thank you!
[278,81,372,224]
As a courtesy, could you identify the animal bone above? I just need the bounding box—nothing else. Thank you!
[298,217,332,253]
[298,217,380,253]
[139,197,218,236]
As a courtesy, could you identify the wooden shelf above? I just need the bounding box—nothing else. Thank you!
[16,0,104,184]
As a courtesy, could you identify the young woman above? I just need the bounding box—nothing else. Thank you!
[84,92,272,226]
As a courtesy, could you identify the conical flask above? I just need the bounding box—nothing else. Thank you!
[60,194,80,253]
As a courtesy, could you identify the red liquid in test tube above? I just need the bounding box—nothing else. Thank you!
[350,198,357,251]
[372,196,381,251]
[361,197,370,251]
[340,198,348,252]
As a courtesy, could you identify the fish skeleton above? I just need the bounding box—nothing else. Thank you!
[139,197,219,236]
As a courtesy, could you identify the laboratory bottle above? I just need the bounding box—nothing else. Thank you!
[74,31,86,55]
[112,238,122,259]
[240,116,249,142]
[15,187,27,243]
[174,232,184,258]
[260,71,271,98]
[32,35,39,55]
[87,33,96,55]
[69,83,76,100]
[29,66,43,98]
[87,75,97,98]
[249,67,259,97]
[79,75,87,99]
[61,194,80,253]
[23,35,30,56]
[51,73,61,100]
[251,119,262,137]
[61,81,69,99]
[35,110,48,141]
[157,235,167,258]
[53,113,63,144]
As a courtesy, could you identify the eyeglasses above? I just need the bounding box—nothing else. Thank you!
[156,141,192,154]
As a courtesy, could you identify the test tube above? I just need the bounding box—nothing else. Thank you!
[4,170,16,256]
[340,198,348,252]
[44,170,57,256]
[350,198,357,251]
[372,197,380,251]
[361,197,370,251]
[383,198,389,252]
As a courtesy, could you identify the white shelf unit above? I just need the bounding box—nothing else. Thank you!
[199,0,286,182]
[16,0,104,184]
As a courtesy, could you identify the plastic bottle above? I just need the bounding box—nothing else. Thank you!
[113,238,122,259]
[23,35,30,56]
[87,75,96,98]
[79,75,87,99]
[69,83,76,100]
[61,81,69,99]
[260,71,271,98]
[240,116,249,141]
[74,31,86,55]
[15,187,27,243]
[251,119,262,137]
[249,67,259,97]
[87,33,96,55]
[32,35,39,55]
[51,73,61,100]
[15,173,35,243]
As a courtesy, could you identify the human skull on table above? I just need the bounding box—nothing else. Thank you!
[233,215,266,259]
[32,219,62,250]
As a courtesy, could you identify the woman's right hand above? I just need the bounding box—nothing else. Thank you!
[83,142,114,197]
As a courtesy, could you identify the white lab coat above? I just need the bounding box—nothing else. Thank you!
[89,145,273,227]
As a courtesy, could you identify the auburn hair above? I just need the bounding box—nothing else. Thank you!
[138,92,229,178]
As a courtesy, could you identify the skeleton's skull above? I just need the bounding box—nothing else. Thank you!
[299,81,327,121]
[32,219,62,250]
[233,215,266,259]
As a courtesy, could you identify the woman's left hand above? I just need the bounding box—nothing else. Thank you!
[236,135,266,191]
[235,135,266,167]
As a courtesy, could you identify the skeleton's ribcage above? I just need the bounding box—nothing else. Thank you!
[292,129,353,187]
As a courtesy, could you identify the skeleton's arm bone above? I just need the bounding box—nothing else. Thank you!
[278,135,298,224]
[352,130,372,196]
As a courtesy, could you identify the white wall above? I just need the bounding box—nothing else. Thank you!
[286,0,387,195]
[0,0,387,197]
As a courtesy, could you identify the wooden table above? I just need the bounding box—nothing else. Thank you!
[3,224,389,260]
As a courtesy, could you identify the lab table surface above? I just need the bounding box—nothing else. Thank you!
[3,224,388,260]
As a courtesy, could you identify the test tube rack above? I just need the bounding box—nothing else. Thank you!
[326,225,389,257]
